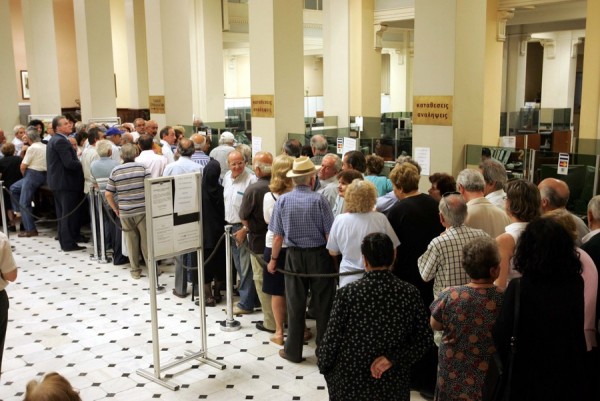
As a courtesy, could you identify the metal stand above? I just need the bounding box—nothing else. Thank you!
[96,190,109,263]
[0,181,7,237]
[220,225,241,332]
[137,172,224,390]
[89,189,99,261]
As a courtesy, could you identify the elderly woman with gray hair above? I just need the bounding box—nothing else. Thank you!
[430,236,504,401]
[326,179,399,287]
[9,128,47,237]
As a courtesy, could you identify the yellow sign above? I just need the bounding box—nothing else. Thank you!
[413,96,453,126]
[149,96,165,114]
[251,95,275,118]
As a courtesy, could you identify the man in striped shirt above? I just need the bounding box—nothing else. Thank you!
[105,143,150,279]
[190,133,210,171]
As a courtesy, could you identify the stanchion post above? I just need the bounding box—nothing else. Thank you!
[89,188,99,261]
[220,225,240,332]
[96,191,108,263]
[0,181,7,236]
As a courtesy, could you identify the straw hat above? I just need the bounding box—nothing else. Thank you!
[286,156,320,177]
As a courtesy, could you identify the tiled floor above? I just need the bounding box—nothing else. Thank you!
[2,223,428,400]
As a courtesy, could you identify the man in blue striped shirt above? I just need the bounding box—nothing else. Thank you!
[105,143,150,279]
[268,156,335,363]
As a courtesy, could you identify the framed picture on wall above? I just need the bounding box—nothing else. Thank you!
[21,70,30,100]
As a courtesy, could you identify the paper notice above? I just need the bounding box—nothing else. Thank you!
[557,153,569,175]
[173,174,198,215]
[150,181,173,217]
[252,136,262,157]
[342,137,357,156]
[414,147,431,176]
[152,215,174,257]
[173,222,201,253]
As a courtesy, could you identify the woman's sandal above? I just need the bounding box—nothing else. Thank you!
[303,328,313,341]
[205,296,216,307]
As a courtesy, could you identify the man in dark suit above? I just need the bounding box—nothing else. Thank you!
[46,115,85,252]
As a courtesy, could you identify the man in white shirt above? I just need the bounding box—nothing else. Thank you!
[223,150,258,314]
[457,168,511,238]
[135,134,167,178]
[105,127,123,162]
[10,129,47,237]
[317,153,342,209]
[163,138,203,298]
[480,159,507,209]
[158,126,176,164]
[209,131,236,181]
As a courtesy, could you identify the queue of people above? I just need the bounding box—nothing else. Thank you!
[2,123,599,401]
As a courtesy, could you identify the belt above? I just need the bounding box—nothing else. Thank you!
[288,246,326,252]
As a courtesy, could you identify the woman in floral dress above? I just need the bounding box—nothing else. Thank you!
[430,237,504,400]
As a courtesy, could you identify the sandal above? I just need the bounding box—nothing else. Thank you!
[213,293,222,303]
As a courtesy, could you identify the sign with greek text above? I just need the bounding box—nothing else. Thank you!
[251,95,275,118]
[413,96,453,126]
[149,96,165,114]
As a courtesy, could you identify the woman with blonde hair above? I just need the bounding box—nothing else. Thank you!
[263,154,295,345]
[24,372,81,401]
[327,180,399,287]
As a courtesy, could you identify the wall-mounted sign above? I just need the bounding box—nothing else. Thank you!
[251,95,275,118]
[413,95,453,126]
[149,96,165,114]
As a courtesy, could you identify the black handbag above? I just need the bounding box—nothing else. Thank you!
[483,278,520,401]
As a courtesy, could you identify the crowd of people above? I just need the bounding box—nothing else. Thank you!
[0,120,599,400]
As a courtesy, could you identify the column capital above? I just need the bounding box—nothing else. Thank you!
[571,37,584,58]
[519,34,531,56]
[539,39,556,59]
[374,24,388,51]
[497,10,515,42]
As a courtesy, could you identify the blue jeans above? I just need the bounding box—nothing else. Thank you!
[231,223,258,310]
[10,170,46,231]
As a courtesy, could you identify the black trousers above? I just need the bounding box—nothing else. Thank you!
[54,190,82,250]
[0,290,8,374]
[284,246,335,362]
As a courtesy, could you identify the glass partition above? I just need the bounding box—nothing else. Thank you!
[465,144,600,217]
[464,144,530,179]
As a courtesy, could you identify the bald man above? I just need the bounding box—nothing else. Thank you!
[239,151,275,330]
[538,177,590,244]
[190,133,210,170]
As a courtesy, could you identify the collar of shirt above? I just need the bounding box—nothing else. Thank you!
[582,228,600,244]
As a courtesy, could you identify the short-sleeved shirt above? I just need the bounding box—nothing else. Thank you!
[22,142,47,172]
[269,185,334,248]
[91,157,120,190]
[0,232,17,291]
[163,156,202,177]
[327,211,400,287]
[223,169,257,224]
[418,225,488,297]
[136,150,167,178]
[191,151,210,170]
[105,162,150,217]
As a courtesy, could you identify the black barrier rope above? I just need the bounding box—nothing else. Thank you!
[228,232,364,278]
[96,191,144,233]
[2,185,88,223]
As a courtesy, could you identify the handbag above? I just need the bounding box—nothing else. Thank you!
[483,278,521,401]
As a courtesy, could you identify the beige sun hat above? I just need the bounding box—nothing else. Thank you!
[286,156,320,178]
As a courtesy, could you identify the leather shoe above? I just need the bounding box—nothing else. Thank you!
[62,245,86,252]
[18,230,38,237]
[278,349,305,363]
[256,321,275,333]
[77,235,90,243]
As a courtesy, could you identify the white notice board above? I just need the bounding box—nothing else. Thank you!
[145,172,202,259]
